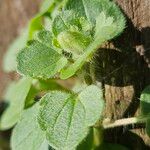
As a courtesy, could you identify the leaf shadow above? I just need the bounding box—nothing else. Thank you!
[104,128,150,150]
[93,7,150,150]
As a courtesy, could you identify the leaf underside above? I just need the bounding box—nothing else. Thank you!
[0,77,32,130]
[38,85,104,149]
[11,103,48,150]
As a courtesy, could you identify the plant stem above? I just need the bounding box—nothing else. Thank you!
[93,127,103,148]
[102,116,148,129]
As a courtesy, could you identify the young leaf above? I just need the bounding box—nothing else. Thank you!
[36,30,53,47]
[65,0,125,29]
[140,85,150,136]
[60,41,98,79]
[17,33,67,79]
[28,0,56,39]
[28,0,52,40]
[0,77,32,130]
[60,11,125,79]
[11,103,49,150]
[59,0,125,79]
[52,10,92,59]
[52,10,82,37]
[38,91,88,149]
[57,31,92,56]
[79,85,104,126]
[29,0,66,39]
[3,27,28,73]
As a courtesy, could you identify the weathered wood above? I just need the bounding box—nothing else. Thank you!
[94,0,150,149]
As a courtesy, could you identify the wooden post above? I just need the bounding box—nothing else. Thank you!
[94,0,150,149]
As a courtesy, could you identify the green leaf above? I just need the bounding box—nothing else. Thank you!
[52,10,82,37]
[65,0,125,28]
[0,78,32,130]
[94,12,116,41]
[59,0,125,79]
[28,0,62,39]
[140,85,150,115]
[79,85,104,126]
[60,11,125,79]
[28,16,44,40]
[52,10,92,59]
[32,79,65,92]
[36,30,53,47]
[77,128,94,150]
[17,32,68,79]
[38,91,88,149]
[146,119,150,137]
[140,85,150,137]
[60,42,94,79]
[77,129,129,150]
[57,31,92,56]
[11,103,49,150]
[52,10,92,37]
[38,85,104,149]
[65,0,87,19]
[25,79,68,108]
[3,28,28,72]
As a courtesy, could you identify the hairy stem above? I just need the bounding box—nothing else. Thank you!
[102,115,148,129]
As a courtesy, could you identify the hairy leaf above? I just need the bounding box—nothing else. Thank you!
[60,11,125,79]
[65,0,125,27]
[52,10,84,36]
[0,78,32,130]
[38,85,104,149]
[17,31,67,79]
[36,30,53,47]
[53,10,92,60]
[57,31,91,56]
[59,0,125,79]
[79,85,104,126]
[29,0,63,39]
[38,91,88,149]
[11,103,48,150]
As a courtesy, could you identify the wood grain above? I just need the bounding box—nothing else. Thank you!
[94,0,150,149]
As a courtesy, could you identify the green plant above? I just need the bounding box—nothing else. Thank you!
[1,0,150,149]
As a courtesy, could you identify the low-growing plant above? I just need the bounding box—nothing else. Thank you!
[1,0,150,149]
